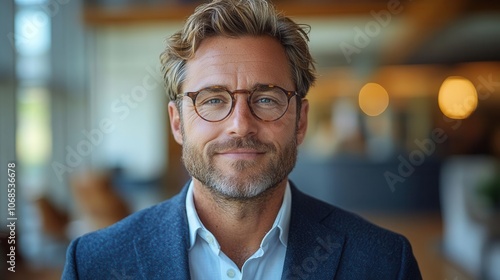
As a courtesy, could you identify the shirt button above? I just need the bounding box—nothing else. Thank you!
[226,269,235,278]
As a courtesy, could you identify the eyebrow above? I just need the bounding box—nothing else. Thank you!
[191,83,274,92]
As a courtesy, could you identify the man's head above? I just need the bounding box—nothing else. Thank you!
[161,0,316,108]
[161,0,316,200]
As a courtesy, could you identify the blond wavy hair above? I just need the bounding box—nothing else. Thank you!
[160,0,316,109]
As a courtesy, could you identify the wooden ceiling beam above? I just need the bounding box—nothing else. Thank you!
[378,0,471,65]
[83,2,391,25]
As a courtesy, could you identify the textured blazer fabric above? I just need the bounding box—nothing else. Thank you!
[62,181,422,280]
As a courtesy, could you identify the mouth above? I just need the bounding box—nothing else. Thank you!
[215,148,266,160]
[207,137,275,161]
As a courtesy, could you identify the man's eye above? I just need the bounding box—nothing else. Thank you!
[206,98,223,104]
[198,93,229,106]
[253,92,284,107]
[256,97,275,104]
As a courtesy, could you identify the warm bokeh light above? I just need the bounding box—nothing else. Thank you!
[438,76,477,119]
[358,83,390,117]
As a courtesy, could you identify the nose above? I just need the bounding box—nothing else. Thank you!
[225,94,258,137]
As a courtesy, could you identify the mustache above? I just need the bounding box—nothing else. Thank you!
[207,137,276,155]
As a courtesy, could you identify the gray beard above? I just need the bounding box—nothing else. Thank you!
[181,135,297,201]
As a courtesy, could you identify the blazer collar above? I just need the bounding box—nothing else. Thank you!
[133,182,192,280]
[282,183,346,279]
[132,180,345,279]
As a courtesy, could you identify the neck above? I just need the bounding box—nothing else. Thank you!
[192,179,287,268]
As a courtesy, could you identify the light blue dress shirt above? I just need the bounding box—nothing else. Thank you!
[186,181,292,280]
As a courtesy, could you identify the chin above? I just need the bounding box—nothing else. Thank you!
[208,177,282,201]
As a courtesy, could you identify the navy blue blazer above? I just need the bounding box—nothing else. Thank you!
[62,182,422,279]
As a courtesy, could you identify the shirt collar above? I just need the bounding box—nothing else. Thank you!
[186,181,204,249]
[185,181,292,249]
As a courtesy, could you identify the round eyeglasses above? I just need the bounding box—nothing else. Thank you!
[178,84,298,122]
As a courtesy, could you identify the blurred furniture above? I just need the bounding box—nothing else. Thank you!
[290,152,441,213]
[71,171,130,231]
[34,197,69,240]
[440,156,500,280]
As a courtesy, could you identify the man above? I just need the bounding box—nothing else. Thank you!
[63,0,422,279]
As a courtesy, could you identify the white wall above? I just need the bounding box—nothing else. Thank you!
[89,23,183,179]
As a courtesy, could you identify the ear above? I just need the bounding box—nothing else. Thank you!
[168,101,183,145]
[296,99,309,146]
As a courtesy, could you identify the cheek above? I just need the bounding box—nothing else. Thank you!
[264,122,296,147]
[183,111,201,129]
[182,115,221,145]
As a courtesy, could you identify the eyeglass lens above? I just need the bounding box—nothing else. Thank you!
[194,86,290,122]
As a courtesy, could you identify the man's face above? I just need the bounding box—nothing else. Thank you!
[168,36,309,200]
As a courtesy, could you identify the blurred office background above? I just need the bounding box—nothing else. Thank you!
[1,0,499,279]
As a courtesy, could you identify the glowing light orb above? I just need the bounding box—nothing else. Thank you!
[358,83,390,117]
[438,76,477,119]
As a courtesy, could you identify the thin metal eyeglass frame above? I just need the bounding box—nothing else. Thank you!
[177,84,298,122]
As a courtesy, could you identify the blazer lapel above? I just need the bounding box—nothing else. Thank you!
[129,181,345,279]
[133,184,191,280]
[282,184,346,280]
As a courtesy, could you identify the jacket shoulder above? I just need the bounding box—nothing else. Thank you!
[63,191,187,279]
[292,186,403,241]
[81,191,185,244]
[290,186,421,279]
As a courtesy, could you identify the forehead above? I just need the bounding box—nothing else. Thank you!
[183,36,293,91]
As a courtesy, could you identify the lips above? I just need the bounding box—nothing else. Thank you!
[216,148,265,155]
[214,148,266,163]
[207,138,275,157]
